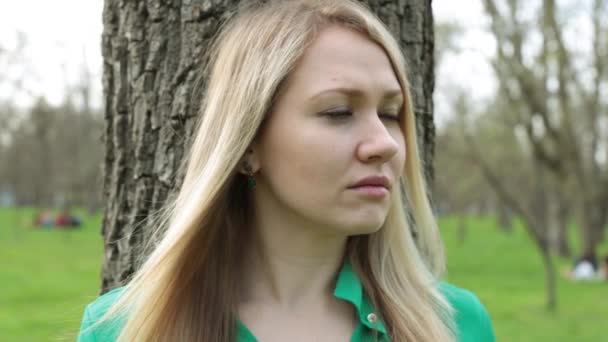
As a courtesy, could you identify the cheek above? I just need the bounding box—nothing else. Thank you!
[396,142,407,174]
[265,129,346,195]
[259,121,351,208]
[393,128,407,173]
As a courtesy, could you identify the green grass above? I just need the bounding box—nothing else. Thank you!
[1,208,606,341]
[0,208,104,341]
[440,215,608,342]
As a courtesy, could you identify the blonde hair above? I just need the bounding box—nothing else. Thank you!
[96,0,455,340]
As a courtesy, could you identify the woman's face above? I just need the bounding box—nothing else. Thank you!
[252,25,406,236]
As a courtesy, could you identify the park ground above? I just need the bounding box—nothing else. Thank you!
[1,208,606,341]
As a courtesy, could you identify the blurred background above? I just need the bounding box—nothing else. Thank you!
[0,0,606,341]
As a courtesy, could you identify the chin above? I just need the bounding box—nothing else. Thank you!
[340,218,386,236]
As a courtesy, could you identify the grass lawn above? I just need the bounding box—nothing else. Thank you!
[1,208,606,341]
[0,208,104,341]
[441,215,608,342]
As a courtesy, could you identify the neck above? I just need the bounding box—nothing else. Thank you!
[240,210,349,310]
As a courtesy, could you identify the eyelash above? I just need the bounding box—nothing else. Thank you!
[324,110,400,122]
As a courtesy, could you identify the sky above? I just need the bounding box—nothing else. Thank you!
[432,0,497,127]
[0,0,496,124]
[0,0,104,109]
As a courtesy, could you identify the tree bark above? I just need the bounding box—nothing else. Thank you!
[100,0,435,293]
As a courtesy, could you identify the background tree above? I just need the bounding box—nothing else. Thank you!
[459,92,562,312]
[0,99,103,208]
[482,0,608,257]
[99,0,436,292]
[0,36,104,210]
[432,0,608,311]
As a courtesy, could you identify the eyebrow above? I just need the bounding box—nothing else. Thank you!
[309,87,404,102]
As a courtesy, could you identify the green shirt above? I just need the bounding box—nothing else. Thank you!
[77,262,495,341]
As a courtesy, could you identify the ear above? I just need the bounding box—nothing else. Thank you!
[238,146,261,175]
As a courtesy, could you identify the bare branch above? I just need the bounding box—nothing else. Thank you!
[588,0,607,180]
[483,0,561,147]
[463,132,546,247]
[543,0,585,172]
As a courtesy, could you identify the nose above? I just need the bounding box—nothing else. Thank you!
[356,114,401,163]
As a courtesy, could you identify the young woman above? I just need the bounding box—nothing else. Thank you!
[78,0,495,341]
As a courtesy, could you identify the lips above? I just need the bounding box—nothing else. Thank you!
[348,175,390,190]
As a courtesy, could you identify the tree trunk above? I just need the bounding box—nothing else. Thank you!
[540,245,557,312]
[99,0,435,293]
[551,197,570,258]
[555,219,570,258]
[497,203,513,233]
[580,202,605,257]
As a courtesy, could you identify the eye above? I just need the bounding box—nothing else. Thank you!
[379,111,401,122]
[323,109,353,120]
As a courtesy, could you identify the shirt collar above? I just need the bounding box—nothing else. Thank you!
[333,259,388,335]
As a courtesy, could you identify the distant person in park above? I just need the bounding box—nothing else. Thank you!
[55,208,82,229]
[33,210,54,228]
[569,252,600,281]
[78,1,495,341]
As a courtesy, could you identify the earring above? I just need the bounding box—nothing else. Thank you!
[243,162,256,189]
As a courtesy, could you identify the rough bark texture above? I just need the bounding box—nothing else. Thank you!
[100,0,434,293]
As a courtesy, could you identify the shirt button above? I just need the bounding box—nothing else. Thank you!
[367,313,378,323]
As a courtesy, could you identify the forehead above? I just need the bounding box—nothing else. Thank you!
[285,25,402,96]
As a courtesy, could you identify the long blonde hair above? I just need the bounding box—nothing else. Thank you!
[97,0,455,340]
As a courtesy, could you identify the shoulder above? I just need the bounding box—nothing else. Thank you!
[439,282,496,342]
[77,286,127,342]
[439,282,486,314]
